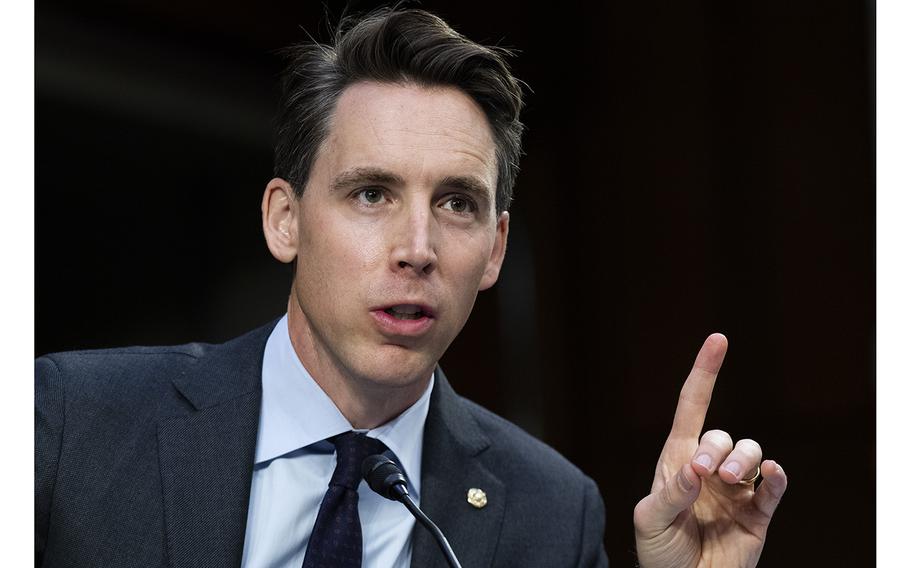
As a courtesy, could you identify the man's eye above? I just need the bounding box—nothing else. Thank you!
[441,195,476,214]
[356,188,385,205]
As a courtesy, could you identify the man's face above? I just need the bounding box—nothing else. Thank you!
[285,81,508,394]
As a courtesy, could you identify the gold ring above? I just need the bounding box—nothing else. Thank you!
[738,465,761,485]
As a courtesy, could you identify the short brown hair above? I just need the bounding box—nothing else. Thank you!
[273,6,525,214]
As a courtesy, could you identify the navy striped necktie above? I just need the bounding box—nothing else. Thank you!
[302,432,388,568]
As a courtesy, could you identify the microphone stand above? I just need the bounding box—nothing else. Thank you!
[397,493,462,568]
[362,455,463,568]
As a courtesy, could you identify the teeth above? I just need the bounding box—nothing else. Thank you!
[385,305,424,320]
[391,312,421,320]
[390,305,421,315]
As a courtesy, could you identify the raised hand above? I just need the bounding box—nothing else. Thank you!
[633,334,788,568]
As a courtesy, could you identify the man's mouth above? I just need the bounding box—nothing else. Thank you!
[371,303,436,336]
[383,305,429,320]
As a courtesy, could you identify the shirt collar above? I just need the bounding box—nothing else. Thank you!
[255,314,432,497]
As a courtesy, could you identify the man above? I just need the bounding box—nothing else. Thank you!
[35,7,787,567]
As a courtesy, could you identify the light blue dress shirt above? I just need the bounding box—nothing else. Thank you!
[240,314,433,568]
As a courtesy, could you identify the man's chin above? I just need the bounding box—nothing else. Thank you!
[355,345,438,390]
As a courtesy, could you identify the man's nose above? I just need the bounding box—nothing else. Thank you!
[389,206,438,276]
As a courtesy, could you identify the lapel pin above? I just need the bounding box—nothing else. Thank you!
[466,487,487,509]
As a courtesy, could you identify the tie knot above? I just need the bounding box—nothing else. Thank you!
[329,432,388,490]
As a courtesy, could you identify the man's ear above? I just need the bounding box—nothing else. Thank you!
[479,211,510,291]
[262,177,299,263]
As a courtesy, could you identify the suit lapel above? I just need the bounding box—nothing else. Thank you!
[412,370,506,568]
[156,323,504,567]
[157,320,277,568]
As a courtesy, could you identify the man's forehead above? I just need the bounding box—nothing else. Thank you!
[318,81,498,188]
[331,82,494,144]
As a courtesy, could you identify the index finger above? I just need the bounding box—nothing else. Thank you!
[668,333,728,440]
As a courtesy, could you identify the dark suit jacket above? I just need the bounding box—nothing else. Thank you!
[36,319,608,567]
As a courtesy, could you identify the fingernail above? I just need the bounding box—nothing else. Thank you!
[678,469,694,492]
[723,461,742,477]
[694,454,712,469]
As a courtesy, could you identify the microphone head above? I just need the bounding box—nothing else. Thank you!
[361,454,410,501]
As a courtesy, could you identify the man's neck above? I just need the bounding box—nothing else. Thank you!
[285,298,431,430]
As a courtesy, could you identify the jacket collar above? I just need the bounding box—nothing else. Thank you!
[158,318,278,568]
[411,368,506,568]
[169,318,279,410]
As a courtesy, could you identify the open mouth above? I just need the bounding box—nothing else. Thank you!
[383,305,429,320]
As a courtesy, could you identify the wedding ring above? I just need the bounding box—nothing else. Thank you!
[737,465,761,485]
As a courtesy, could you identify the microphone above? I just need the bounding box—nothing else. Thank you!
[362,454,463,568]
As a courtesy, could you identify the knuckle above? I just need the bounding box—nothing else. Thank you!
[700,429,733,451]
[735,438,763,457]
[659,483,678,509]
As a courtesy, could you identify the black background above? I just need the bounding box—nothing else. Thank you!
[36,1,875,565]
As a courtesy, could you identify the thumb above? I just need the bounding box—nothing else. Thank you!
[634,463,702,537]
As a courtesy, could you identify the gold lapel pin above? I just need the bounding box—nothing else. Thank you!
[466,487,487,509]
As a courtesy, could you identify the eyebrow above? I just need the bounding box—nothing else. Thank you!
[330,167,406,193]
[439,175,494,207]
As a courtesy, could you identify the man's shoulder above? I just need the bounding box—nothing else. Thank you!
[35,320,279,447]
[35,343,214,422]
[38,342,213,373]
[37,318,279,385]
[37,342,216,393]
